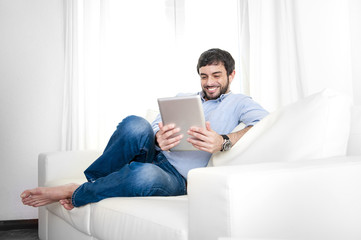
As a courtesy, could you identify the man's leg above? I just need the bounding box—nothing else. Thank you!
[84,115,156,182]
[21,154,186,209]
[71,153,187,207]
[21,115,156,208]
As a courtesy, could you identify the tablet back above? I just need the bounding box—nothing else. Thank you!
[157,95,205,151]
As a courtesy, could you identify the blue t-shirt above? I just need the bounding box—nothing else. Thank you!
[152,92,268,179]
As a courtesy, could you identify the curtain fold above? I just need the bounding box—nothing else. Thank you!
[61,0,360,151]
[241,0,354,112]
[61,0,179,151]
[246,0,306,111]
[238,0,250,96]
[62,0,83,150]
[62,0,103,150]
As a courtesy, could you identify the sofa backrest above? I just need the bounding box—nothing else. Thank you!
[347,105,361,156]
[145,104,361,157]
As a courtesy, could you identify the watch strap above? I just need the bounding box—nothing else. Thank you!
[221,134,229,140]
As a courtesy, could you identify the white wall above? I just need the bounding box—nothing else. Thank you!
[0,0,64,220]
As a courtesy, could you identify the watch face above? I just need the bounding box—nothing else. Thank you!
[224,140,232,151]
[222,140,232,151]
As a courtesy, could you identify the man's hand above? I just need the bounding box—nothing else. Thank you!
[156,122,183,151]
[186,121,223,153]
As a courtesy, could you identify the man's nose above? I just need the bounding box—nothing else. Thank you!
[206,77,217,85]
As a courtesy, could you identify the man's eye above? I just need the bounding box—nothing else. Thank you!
[214,75,220,78]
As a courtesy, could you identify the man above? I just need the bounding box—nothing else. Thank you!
[21,48,268,210]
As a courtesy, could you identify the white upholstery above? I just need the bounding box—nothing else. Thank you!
[38,151,100,184]
[188,156,361,240]
[38,152,189,240]
[39,152,361,240]
[46,210,91,240]
[47,202,91,236]
[44,179,91,236]
[38,99,361,240]
[38,151,100,240]
[209,89,352,166]
[90,196,188,240]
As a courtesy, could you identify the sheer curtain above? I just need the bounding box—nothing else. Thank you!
[61,0,241,151]
[62,0,103,150]
[239,0,357,112]
[62,0,360,150]
[62,0,176,150]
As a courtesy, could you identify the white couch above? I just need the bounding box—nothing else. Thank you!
[38,90,361,240]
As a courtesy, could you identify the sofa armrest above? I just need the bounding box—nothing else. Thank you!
[188,156,361,240]
[38,150,101,186]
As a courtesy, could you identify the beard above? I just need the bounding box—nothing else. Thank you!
[202,77,230,100]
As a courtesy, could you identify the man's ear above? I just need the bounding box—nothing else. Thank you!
[229,70,236,83]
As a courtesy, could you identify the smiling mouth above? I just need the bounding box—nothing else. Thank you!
[206,86,219,93]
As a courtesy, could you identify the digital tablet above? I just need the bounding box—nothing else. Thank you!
[157,95,206,151]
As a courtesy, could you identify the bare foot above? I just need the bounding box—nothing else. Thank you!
[59,198,74,210]
[20,183,79,208]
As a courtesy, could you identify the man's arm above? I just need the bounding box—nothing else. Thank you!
[227,125,253,148]
[187,122,252,153]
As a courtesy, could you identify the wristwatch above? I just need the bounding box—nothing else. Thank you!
[220,135,232,152]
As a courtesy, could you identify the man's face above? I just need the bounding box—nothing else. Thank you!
[199,63,235,100]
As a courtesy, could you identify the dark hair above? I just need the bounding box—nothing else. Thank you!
[196,48,235,76]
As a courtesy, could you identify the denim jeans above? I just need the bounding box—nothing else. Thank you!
[71,115,187,207]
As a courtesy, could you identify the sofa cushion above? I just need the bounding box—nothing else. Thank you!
[90,196,188,240]
[46,202,92,236]
[209,89,352,166]
[45,178,91,235]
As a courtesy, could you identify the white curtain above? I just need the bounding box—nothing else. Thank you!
[62,0,361,150]
[349,0,361,106]
[62,0,84,151]
[240,0,357,112]
[61,0,241,151]
[62,0,103,150]
[174,0,241,94]
[61,0,184,150]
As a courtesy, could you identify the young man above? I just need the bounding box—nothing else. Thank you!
[21,48,268,210]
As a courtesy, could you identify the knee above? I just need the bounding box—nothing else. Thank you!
[129,163,172,195]
[117,115,153,137]
[131,163,165,183]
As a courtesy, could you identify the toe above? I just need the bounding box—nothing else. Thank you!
[20,190,31,199]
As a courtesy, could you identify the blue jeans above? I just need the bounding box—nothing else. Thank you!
[71,115,187,207]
